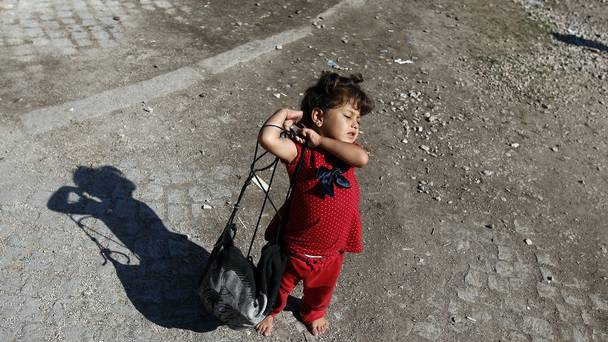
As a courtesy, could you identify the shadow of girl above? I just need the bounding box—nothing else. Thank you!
[47,165,219,332]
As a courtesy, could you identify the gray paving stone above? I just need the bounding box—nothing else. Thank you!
[561,325,591,342]
[535,253,555,266]
[531,337,552,342]
[508,332,529,342]
[589,294,608,311]
[592,330,608,341]
[170,170,193,184]
[556,303,578,321]
[514,261,533,277]
[167,204,188,224]
[413,321,441,340]
[497,316,518,331]
[448,299,464,316]
[539,267,555,282]
[32,37,50,46]
[191,203,204,220]
[75,38,93,47]
[509,277,525,291]
[457,287,480,303]
[581,310,595,326]
[536,282,557,299]
[488,274,509,293]
[167,188,187,204]
[496,260,514,276]
[6,38,24,45]
[188,186,211,202]
[498,245,514,261]
[513,218,531,234]
[12,44,34,56]
[137,183,163,202]
[464,268,486,287]
[523,317,554,339]
[563,290,587,306]
[504,296,528,312]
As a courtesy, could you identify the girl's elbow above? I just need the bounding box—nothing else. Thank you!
[259,134,273,151]
[355,152,369,168]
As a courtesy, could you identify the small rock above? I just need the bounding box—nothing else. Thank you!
[395,58,415,64]
[113,16,120,21]
[420,145,430,152]
[524,238,532,245]
[550,146,559,152]
[143,106,153,113]
[510,142,520,148]
[202,204,213,210]
[275,45,283,50]
[482,170,494,176]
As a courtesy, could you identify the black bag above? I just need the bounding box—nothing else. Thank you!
[198,140,306,328]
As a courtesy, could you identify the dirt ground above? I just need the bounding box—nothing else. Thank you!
[0,0,607,341]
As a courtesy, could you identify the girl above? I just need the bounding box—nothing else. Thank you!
[255,72,374,336]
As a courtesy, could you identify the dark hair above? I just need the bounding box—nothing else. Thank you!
[300,71,374,127]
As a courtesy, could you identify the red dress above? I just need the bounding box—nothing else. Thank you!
[266,142,363,323]
[266,142,363,257]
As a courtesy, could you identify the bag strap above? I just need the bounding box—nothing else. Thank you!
[216,124,307,257]
[245,142,307,258]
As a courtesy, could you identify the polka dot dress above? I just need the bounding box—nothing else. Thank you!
[276,142,362,257]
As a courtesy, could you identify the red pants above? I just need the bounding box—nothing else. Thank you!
[271,253,343,324]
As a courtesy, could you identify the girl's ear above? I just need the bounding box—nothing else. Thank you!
[311,107,324,127]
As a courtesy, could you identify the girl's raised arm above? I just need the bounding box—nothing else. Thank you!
[258,108,302,163]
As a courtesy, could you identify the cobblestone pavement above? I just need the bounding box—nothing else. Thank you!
[443,221,608,341]
[0,0,196,61]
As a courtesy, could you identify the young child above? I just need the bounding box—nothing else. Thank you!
[255,72,374,336]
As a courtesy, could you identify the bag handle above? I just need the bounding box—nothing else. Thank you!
[245,138,307,258]
[216,125,306,256]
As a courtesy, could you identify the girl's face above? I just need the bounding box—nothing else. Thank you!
[314,101,361,143]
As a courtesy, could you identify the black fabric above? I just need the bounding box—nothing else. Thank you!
[256,146,307,314]
[255,240,287,315]
[199,223,267,328]
[198,139,308,328]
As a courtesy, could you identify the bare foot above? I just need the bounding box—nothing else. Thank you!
[308,317,329,336]
[255,315,274,337]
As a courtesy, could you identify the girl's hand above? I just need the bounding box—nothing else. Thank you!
[300,127,322,147]
[278,108,303,131]
[283,108,303,122]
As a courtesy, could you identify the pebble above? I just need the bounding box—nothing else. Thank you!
[510,143,520,148]
[202,204,213,210]
[550,146,559,152]
[420,145,430,152]
[524,238,533,245]
[143,106,153,113]
[275,45,283,50]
